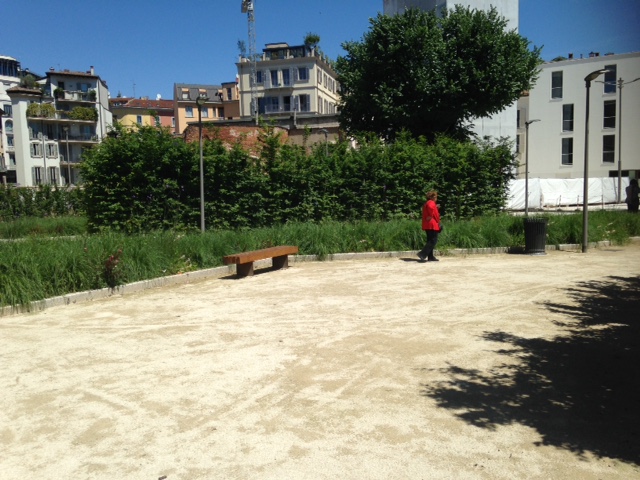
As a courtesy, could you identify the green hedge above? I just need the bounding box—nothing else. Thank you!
[82,126,518,233]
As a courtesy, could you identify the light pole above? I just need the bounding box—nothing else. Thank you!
[63,125,71,185]
[319,128,328,156]
[582,69,609,253]
[524,119,540,216]
[196,96,208,233]
[615,76,640,203]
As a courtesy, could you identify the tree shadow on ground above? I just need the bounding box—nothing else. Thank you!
[421,275,640,465]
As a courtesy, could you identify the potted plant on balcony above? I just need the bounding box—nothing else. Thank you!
[54,87,64,99]
[88,89,97,102]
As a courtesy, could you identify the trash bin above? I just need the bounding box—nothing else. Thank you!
[524,217,548,255]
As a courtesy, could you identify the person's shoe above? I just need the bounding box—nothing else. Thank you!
[417,253,426,261]
[428,256,439,262]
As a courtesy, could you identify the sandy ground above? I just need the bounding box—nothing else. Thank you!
[2,246,640,480]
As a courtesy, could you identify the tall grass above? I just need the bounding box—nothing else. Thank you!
[0,216,87,238]
[1,212,639,309]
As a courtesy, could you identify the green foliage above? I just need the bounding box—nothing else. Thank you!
[335,6,542,141]
[2,212,639,309]
[0,185,84,221]
[26,103,56,118]
[80,123,517,231]
[304,33,321,49]
[81,124,199,233]
[68,106,98,121]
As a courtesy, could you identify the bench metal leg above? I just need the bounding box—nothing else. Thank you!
[272,255,289,270]
[236,262,254,278]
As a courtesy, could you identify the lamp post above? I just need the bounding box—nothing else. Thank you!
[196,96,208,233]
[63,126,71,185]
[319,128,328,156]
[582,69,609,253]
[524,119,540,216]
[615,76,640,203]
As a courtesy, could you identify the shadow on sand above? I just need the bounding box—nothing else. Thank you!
[421,275,640,465]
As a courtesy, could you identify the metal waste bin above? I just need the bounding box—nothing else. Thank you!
[524,217,548,255]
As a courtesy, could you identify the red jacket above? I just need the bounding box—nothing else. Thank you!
[422,199,441,231]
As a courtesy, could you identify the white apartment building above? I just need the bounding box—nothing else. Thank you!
[0,55,21,185]
[7,66,112,187]
[518,52,640,181]
[236,42,339,120]
[383,0,519,142]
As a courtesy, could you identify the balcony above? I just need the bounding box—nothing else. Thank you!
[59,155,83,165]
[54,90,96,103]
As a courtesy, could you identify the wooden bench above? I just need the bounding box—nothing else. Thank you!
[223,245,299,278]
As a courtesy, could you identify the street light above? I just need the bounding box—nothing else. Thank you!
[63,125,71,185]
[524,119,540,216]
[615,76,640,203]
[196,96,208,233]
[582,68,609,253]
[319,128,328,156]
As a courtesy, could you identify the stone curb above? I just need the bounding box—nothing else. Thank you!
[3,237,639,317]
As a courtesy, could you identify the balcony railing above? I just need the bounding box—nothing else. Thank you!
[59,155,83,164]
[56,91,96,102]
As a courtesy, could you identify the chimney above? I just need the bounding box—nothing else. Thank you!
[90,66,95,75]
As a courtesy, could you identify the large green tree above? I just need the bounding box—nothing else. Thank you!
[335,6,542,141]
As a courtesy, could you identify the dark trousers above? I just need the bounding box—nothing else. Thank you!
[419,229,439,259]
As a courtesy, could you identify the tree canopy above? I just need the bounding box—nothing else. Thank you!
[335,6,542,141]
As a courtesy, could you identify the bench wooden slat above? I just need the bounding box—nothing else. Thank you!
[223,246,298,265]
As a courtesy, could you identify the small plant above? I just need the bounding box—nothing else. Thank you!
[88,89,97,101]
[103,248,124,288]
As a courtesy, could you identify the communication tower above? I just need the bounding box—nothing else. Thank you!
[241,0,258,124]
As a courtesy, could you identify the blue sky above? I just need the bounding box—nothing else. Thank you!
[3,0,639,100]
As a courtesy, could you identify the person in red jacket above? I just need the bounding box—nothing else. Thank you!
[417,190,441,262]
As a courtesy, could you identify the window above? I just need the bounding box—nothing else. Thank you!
[136,115,143,125]
[182,89,189,100]
[185,106,193,118]
[297,67,309,82]
[155,116,160,127]
[172,117,175,128]
[256,70,263,84]
[226,87,232,100]
[30,142,42,157]
[561,138,573,165]
[283,96,291,111]
[218,108,224,118]
[299,94,310,112]
[46,143,58,158]
[3,104,12,117]
[7,136,13,147]
[202,107,209,118]
[603,100,616,129]
[5,120,12,132]
[33,166,42,185]
[270,70,279,86]
[266,96,279,112]
[603,135,615,163]
[562,104,574,132]
[516,134,521,154]
[9,153,16,166]
[49,167,57,185]
[551,71,563,99]
[604,65,617,94]
[282,69,290,86]
[516,109,521,128]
